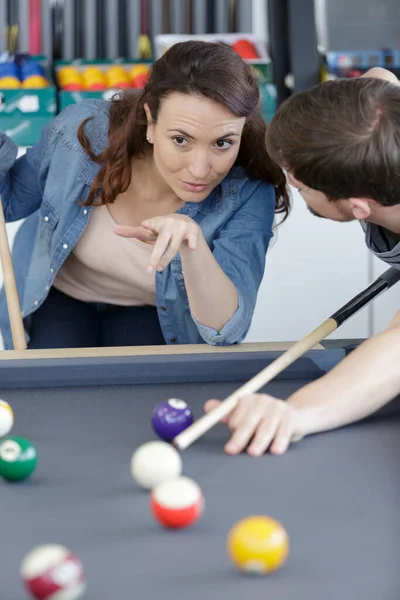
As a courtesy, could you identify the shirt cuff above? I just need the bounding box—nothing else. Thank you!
[0,133,18,170]
[191,292,249,346]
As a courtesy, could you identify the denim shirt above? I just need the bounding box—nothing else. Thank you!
[0,99,276,349]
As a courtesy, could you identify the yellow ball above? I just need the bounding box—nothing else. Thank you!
[0,76,21,88]
[83,66,103,80]
[22,75,48,88]
[129,63,150,79]
[83,74,105,84]
[0,400,14,437]
[107,65,128,77]
[58,66,81,85]
[58,65,79,79]
[106,72,129,88]
[227,515,289,574]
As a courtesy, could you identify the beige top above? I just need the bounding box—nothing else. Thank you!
[53,205,156,306]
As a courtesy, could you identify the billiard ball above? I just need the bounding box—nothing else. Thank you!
[227,515,289,574]
[151,475,204,529]
[21,544,86,600]
[131,440,182,490]
[0,436,37,482]
[0,399,14,437]
[151,398,194,442]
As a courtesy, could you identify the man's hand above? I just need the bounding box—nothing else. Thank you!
[204,394,303,457]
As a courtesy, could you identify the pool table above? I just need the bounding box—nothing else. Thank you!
[0,340,399,600]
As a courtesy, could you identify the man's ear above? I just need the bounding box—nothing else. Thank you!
[286,172,303,189]
[349,198,371,220]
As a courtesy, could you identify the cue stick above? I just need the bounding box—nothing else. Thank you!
[61,0,74,61]
[18,0,29,54]
[105,0,119,59]
[237,0,252,33]
[0,0,5,53]
[150,0,163,45]
[83,0,96,60]
[173,267,400,450]
[28,0,42,55]
[40,0,52,62]
[215,0,230,34]
[137,0,152,59]
[127,0,141,58]
[192,0,207,35]
[0,197,27,350]
[172,0,184,35]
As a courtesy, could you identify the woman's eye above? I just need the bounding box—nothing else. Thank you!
[215,139,232,150]
[173,136,188,146]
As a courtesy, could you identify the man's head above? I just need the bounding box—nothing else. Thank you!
[266,76,400,224]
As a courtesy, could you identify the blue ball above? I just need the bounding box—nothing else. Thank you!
[151,399,194,442]
[20,60,44,81]
[0,62,19,78]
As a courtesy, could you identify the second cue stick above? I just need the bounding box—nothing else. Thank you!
[0,196,27,350]
[174,267,400,451]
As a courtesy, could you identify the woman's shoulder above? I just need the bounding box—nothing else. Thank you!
[47,99,110,152]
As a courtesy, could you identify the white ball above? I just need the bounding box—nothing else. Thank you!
[131,441,182,490]
[151,476,204,528]
[20,544,86,600]
[0,400,14,437]
[153,475,203,509]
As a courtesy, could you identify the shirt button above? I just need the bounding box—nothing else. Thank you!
[170,337,177,343]
[44,216,49,222]
[50,268,54,273]
[34,300,38,306]
[63,243,68,249]
[83,209,88,215]
[161,306,167,312]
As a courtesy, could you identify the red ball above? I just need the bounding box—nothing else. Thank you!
[151,476,204,529]
[131,72,149,89]
[63,83,84,91]
[111,80,131,89]
[20,544,85,600]
[231,39,260,59]
[86,82,106,91]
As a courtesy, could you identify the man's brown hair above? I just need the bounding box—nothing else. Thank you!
[266,77,400,206]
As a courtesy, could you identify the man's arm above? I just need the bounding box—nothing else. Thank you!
[204,310,400,456]
[361,67,400,85]
[288,310,400,437]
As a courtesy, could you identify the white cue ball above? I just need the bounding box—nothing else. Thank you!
[131,441,182,490]
[0,400,14,437]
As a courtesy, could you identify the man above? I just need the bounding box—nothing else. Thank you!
[204,67,400,457]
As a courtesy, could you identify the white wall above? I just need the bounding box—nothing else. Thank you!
[246,188,372,342]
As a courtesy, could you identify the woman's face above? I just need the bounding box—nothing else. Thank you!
[145,92,246,203]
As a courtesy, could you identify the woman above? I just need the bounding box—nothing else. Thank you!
[0,41,289,349]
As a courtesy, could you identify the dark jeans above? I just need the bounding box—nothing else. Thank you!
[28,287,166,349]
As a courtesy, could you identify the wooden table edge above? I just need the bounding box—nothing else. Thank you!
[0,341,325,361]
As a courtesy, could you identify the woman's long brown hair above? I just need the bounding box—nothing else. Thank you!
[78,40,290,219]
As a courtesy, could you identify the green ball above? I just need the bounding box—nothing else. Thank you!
[0,436,37,481]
